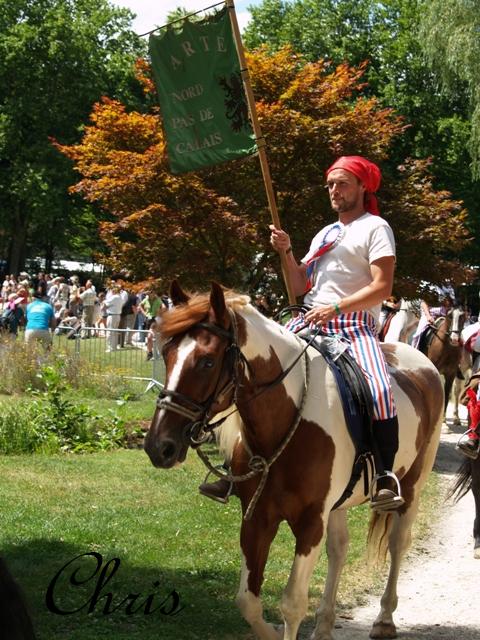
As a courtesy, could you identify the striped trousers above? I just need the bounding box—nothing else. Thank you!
[287,310,396,420]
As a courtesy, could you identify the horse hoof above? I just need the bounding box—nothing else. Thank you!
[474,547,480,560]
[369,622,397,639]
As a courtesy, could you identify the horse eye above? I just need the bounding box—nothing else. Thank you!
[201,357,215,369]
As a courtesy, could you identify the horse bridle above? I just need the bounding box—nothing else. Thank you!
[156,316,245,448]
[429,311,463,345]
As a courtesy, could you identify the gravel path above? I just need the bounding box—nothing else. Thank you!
[331,404,479,640]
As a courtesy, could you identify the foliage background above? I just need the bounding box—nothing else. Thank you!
[59,47,473,300]
[0,0,146,274]
[1,0,479,306]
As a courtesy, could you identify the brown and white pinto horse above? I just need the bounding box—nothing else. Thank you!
[424,308,465,412]
[144,283,443,640]
[380,298,419,344]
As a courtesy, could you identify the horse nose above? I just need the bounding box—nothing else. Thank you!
[144,435,179,468]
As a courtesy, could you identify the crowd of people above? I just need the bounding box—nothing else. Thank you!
[0,271,171,356]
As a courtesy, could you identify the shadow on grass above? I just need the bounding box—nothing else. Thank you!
[3,539,257,640]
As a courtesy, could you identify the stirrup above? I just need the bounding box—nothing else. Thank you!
[456,431,480,460]
[198,466,233,504]
[369,471,405,512]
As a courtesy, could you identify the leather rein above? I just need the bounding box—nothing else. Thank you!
[156,310,313,447]
[156,309,313,519]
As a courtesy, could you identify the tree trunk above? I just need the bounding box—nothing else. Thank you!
[8,204,28,275]
[44,242,54,273]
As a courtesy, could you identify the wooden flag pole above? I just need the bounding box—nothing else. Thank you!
[225,0,297,306]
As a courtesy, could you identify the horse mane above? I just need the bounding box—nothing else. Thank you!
[217,411,243,463]
[160,289,250,339]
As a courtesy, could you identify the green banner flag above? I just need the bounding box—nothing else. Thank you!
[148,6,257,174]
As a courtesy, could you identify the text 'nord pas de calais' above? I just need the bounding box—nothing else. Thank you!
[167,35,230,155]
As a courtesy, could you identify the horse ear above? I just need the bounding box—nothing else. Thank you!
[210,281,229,327]
[169,280,190,306]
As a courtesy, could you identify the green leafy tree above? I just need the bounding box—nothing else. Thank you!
[244,0,374,67]
[243,0,469,166]
[421,0,480,178]
[0,0,146,274]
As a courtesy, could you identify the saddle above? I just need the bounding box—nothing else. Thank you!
[378,301,400,342]
[417,325,435,354]
[297,329,381,508]
[418,316,450,354]
[378,310,395,342]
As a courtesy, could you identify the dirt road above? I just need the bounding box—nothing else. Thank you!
[331,405,479,640]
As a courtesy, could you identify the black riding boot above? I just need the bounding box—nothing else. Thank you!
[198,464,237,504]
[456,434,480,459]
[370,416,404,512]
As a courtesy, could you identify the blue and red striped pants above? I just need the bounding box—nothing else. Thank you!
[287,310,396,420]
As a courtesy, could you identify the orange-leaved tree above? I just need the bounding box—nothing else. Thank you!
[57,46,472,298]
[55,98,258,291]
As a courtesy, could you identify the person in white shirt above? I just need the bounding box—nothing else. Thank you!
[54,277,70,308]
[104,285,123,352]
[270,155,400,511]
[201,156,402,509]
[79,280,97,337]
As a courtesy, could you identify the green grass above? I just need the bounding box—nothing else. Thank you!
[0,447,441,640]
[62,387,157,423]
[0,385,158,455]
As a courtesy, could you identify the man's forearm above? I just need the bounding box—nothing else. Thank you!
[335,281,392,314]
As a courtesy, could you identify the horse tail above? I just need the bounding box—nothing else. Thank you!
[446,459,472,503]
[366,511,395,564]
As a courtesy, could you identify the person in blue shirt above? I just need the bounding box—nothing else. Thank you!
[25,287,55,348]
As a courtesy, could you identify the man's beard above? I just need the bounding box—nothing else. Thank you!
[331,195,362,213]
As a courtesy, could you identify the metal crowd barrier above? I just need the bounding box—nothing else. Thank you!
[53,325,165,393]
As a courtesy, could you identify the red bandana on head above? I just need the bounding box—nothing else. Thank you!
[326,155,382,216]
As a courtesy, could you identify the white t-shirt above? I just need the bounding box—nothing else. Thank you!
[105,292,124,315]
[80,288,96,307]
[301,213,395,323]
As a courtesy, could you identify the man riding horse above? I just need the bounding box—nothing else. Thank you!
[200,155,404,511]
[411,295,454,351]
